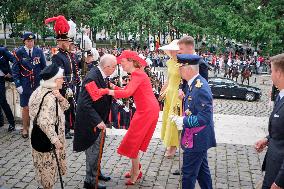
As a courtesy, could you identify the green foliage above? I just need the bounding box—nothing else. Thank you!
[0,0,283,55]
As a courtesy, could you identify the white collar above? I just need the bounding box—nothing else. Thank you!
[24,46,33,54]
[279,89,284,100]
[188,74,199,87]
[98,66,107,79]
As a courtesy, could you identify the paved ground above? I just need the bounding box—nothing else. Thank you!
[0,72,272,189]
[0,130,265,189]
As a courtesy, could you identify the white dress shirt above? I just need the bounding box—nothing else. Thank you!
[24,46,33,57]
[279,89,284,100]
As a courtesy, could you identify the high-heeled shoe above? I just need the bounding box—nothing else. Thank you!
[165,147,176,158]
[125,172,142,186]
[125,171,142,179]
[124,163,142,178]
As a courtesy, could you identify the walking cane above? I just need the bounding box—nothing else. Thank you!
[52,147,64,189]
[178,131,182,189]
[95,129,106,189]
[176,103,182,189]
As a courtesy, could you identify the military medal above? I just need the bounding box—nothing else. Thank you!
[33,57,40,65]
[195,79,203,88]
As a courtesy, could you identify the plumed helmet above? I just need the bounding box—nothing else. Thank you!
[45,15,70,41]
[68,20,77,42]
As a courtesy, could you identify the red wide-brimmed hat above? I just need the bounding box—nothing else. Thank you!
[117,50,147,66]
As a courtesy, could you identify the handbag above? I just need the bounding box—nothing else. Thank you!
[31,91,59,152]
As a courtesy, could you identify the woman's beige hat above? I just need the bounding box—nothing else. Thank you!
[159,39,180,51]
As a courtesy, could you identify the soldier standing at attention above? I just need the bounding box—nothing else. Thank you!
[12,32,46,138]
[45,15,79,139]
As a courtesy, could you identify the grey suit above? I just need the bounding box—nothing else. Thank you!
[262,96,284,188]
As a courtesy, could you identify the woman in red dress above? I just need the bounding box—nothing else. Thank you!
[99,50,160,185]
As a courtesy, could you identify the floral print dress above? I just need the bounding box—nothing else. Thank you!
[29,87,69,188]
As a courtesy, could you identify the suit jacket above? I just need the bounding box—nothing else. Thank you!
[263,96,284,187]
[12,46,46,94]
[181,75,216,152]
[0,47,16,75]
[73,66,112,152]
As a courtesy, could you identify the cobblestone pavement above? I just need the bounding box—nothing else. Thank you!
[213,78,272,117]
[210,72,272,117]
[0,128,265,189]
[0,70,272,189]
[160,68,273,117]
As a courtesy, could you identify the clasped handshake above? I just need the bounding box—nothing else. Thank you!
[85,81,110,101]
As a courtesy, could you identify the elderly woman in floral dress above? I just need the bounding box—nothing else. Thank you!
[29,63,69,189]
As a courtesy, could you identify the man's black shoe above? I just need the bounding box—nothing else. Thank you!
[83,181,106,189]
[65,132,73,139]
[173,169,181,175]
[83,181,92,189]
[8,124,15,132]
[99,174,111,181]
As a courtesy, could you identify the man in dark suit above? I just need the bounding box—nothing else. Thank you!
[271,85,280,103]
[0,46,16,131]
[255,53,284,189]
[73,54,117,189]
[171,54,216,189]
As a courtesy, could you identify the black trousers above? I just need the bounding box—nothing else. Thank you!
[111,103,119,128]
[0,77,14,126]
[64,97,75,133]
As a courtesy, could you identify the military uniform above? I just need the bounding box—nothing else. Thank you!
[173,54,216,189]
[52,48,79,135]
[45,15,81,138]
[12,32,46,138]
[0,47,16,131]
[12,40,46,107]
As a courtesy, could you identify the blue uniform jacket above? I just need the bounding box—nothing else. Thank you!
[181,75,216,152]
[0,47,16,75]
[12,46,46,94]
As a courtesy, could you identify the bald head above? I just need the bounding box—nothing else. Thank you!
[99,54,117,76]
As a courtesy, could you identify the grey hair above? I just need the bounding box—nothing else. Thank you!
[99,54,117,68]
[189,64,199,72]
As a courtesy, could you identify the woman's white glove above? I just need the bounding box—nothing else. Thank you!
[169,115,184,130]
[16,86,23,94]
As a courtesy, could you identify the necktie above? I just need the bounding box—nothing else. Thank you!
[29,49,32,58]
[105,77,110,88]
